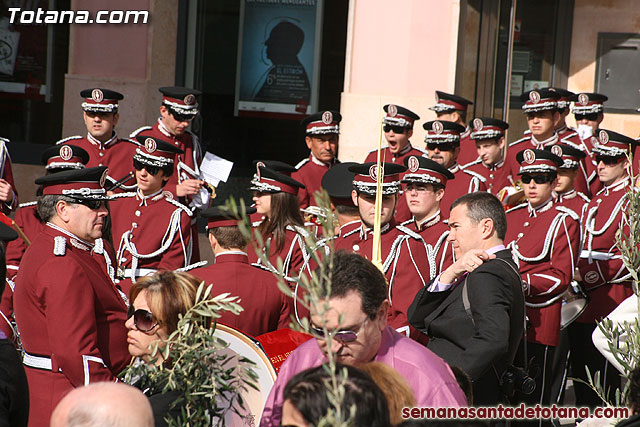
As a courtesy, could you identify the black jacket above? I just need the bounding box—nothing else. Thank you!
[408,249,525,405]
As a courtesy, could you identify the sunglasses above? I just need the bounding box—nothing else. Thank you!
[133,159,161,176]
[309,318,369,343]
[71,198,105,210]
[595,155,624,166]
[170,110,194,122]
[426,143,456,152]
[127,306,160,332]
[521,174,553,184]
[574,113,599,121]
[383,124,406,134]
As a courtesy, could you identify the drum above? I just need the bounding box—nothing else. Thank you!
[213,324,277,425]
[560,281,589,330]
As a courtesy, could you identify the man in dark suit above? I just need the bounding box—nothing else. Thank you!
[408,192,525,405]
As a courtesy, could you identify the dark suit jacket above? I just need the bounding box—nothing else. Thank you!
[408,249,524,405]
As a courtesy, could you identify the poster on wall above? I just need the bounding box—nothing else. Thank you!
[234,0,323,119]
[0,0,49,99]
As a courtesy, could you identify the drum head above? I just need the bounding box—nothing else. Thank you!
[213,324,277,425]
[560,297,587,330]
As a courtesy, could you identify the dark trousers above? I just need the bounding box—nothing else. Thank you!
[568,322,621,407]
[548,329,570,405]
[514,341,556,427]
[0,339,29,427]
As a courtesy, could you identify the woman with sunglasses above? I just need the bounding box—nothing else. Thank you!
[124,270,199,426]
[109,136,193,293]
[248,164,309,285]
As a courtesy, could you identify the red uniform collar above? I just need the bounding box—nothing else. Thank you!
[214,251,249,264]
[527,198,554,217]
[87,131,118,149]
[359,220,395,240]
[416,211,441,231]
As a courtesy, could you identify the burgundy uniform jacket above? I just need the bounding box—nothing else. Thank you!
[505,200,581,346]
[578,177,633,323]
[292,155,335,209]
[401,212,454,276]
[131,119,203,200]
[248,224,310,285]
[440,164,487,218]
[189,252,292,337]
[456,128,479,166]
[1,203,118,341]
[56,133,138,192]
[462,159,515,196]
[13,224,129,427]
[110,190,193,284]
[334,221,433,344]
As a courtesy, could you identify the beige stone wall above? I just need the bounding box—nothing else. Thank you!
[62,0,178,139]
[13,164,45,206]
[567,0,640,138]
[339,0,462,161]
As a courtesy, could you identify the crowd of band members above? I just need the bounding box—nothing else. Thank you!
[0,83,636,425]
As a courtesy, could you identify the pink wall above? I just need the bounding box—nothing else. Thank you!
[347,0,458,96]
[69,0,150,79]
[340,0,461,160]
[63,0,177,139]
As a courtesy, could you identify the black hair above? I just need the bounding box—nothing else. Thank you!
[335,204,359,216]
[283,363,390,427]
[450,192,507,240]
[317,250,387,319]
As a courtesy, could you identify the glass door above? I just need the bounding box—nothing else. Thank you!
[457,0,573,140]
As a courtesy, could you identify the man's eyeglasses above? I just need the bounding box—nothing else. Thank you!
[574,113,599,121]
[521,174,553,184]
[170,110,194,122]
[71,198,105,210]
[595,155,624,166]
[426,142,456,152]
[133,159,161,176]
[383,124,406,134]
[309,318,369,343]
[127,306,160,332]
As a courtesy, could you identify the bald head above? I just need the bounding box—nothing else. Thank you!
[50,382,154,427]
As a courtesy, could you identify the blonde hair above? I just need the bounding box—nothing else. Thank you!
[129,270,201,334]
[359,362,416,426]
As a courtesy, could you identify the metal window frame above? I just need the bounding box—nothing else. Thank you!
[456,0,574,117]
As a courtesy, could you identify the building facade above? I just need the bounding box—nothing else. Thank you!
[3,0,639,201]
